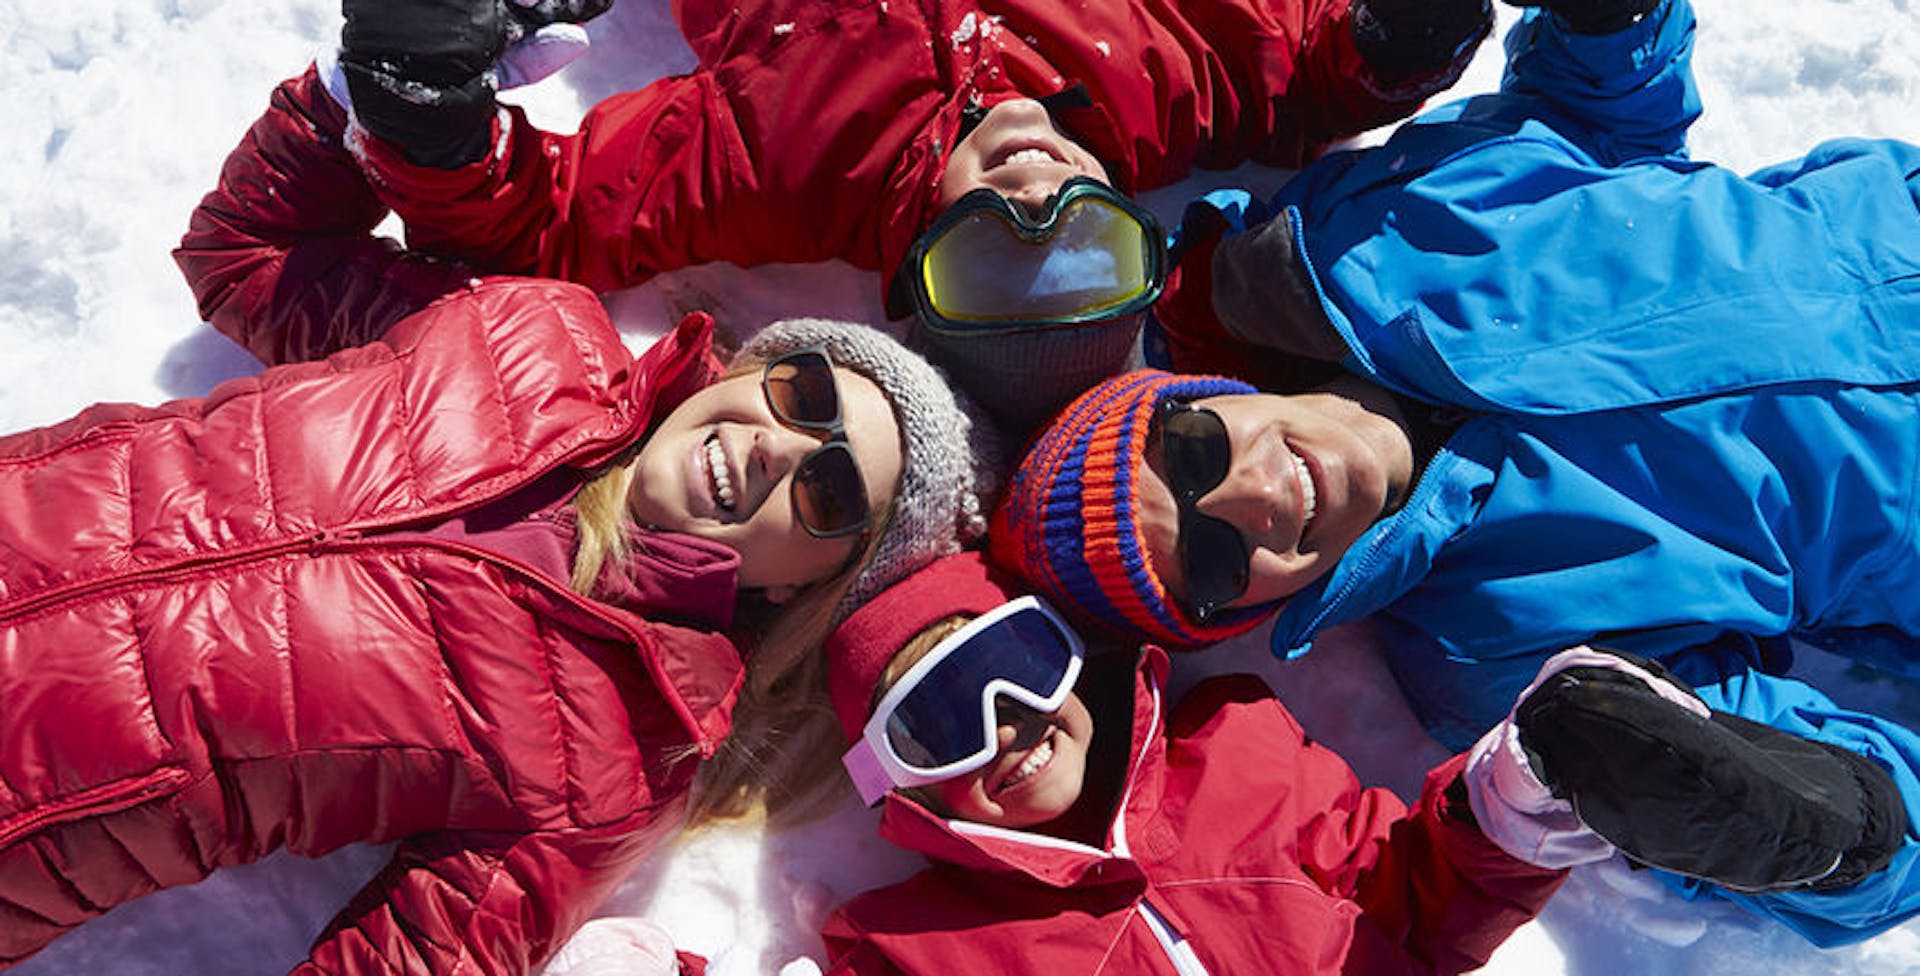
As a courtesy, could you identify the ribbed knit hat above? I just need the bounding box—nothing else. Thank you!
[735,319,1004,622]
[824,551,1023,742]
[987,368,1269,649]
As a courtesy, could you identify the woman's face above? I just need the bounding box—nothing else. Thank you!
[938,99,1112,214]
[1135,378,1416,612]
[921,690,1095,830]
[627,365,904,600]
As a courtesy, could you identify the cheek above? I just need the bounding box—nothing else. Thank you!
[625,441,684,530]
[929,777,993,820]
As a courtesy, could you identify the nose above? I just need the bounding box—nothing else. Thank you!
[1195,465,1286,541]
[996,700,1051,750]
[746,423,824,503]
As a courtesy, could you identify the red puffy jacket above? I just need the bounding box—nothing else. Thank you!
[0,73,741,976]
[351,0,1478,295]
[821,649,1563,975]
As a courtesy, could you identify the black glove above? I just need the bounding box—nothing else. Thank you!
[1516,653,1906,892]
[508,0,614,25]
[1351,0,1491,83]
[1502,0,1659,34]
[338,0,612,168]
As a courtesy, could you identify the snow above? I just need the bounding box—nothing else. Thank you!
[4,0,1919,973]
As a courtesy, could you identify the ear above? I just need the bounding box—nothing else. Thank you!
[760,583,801,606]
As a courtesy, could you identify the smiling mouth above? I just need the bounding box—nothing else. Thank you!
[997,730,1055,793]
[1291,451,1318,538]
[700,432,736,514]
[993,145,1063,170]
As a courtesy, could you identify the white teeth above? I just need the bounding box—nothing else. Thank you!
[1002,737,1053,790]
[1003,147,1058,167]
[703,435,736,511]
[1292,454,1316,531]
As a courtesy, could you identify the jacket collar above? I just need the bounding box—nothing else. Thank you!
[591,528,740,632]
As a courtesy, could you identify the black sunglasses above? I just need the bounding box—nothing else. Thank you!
[1156,400,1250,621]
[761,348,871,539]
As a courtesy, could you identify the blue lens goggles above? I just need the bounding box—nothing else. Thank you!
[843,596,1086,805]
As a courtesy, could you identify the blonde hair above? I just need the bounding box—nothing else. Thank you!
[565,455,901,827]
[564,352,931,828]
[876,615,972,706]
[569,458,639,594]
[681,499,902,827]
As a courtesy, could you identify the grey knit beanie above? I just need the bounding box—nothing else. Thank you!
[734,319,1003,621]
[909,316,1147,436]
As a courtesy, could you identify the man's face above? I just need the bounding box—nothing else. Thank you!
[938,99,1112,214]
[1135,378,1417,614]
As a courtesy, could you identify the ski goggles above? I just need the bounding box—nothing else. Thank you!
[762,347,870,539]
[1158,400,1249,622]
[896,177,1168,335]
[843,596,1086,805]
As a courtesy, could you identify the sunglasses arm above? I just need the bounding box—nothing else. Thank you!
[843,739,897,807]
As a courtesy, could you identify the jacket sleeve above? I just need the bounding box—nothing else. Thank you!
[819,914,912,976]
[1499,0,1699,163]
[1174,677,1563,976]
[354,0,927,296]
[1334,754,1566,974]
[174,66,474,366]
[351,73,768,294]
[1274,0,1489,153]
[292,805,686,976]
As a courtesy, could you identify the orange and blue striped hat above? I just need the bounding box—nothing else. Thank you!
[988,369,1270,650]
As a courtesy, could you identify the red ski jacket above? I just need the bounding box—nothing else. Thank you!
[821,649,1563,975]
[350,0,1472,295]
[0,73,741,976]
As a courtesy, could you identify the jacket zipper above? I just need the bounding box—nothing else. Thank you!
[1284,445,1466,644]
[0,767,193,848]
[2,528,728,755]
[0,529,355,624]
[1138,900,1212,976]
[0,409,649,627]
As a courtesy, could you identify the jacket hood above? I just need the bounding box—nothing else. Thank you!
[625,310,728,442]
[872,646,1172,890]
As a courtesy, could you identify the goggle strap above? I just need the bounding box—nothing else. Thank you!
[843,739,896,807]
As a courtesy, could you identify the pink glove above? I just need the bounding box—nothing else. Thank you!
[542,917,680,976]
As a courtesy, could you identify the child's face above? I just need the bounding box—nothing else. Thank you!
[937,99,1112,215]
[920,689,1095,829]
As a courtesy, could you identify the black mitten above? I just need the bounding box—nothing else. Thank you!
[340,0,513,168]
[1502,0,1660,35]
[1351,0,1492,83]
[1517,657,1907,892]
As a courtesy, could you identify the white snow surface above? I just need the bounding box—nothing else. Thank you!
[4,0,1920,973]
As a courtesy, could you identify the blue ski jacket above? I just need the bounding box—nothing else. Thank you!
[1169,0,1920,945]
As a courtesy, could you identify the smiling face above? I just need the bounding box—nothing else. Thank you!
[1136,377,1417,613]
[919,691,1095,829]
[938,99,1113,215]
[626,366,904,598]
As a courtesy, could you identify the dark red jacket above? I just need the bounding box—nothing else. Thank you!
[821,649,1563,975]
[350,0,1474,295]
[0,72,740,976]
